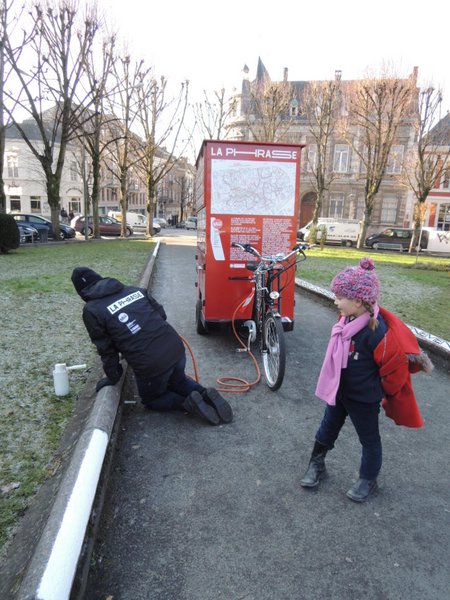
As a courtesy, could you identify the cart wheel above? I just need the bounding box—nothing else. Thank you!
[196,299,207,335]
[262,312,286,391]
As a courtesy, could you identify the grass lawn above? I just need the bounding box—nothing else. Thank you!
[0,239,154,556]
[297,247,450,342]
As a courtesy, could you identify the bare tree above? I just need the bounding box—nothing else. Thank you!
[3,0,99,237]
[134,72,189,237]
[0,0,30,213]
[0,0,10,213]
[78,34,117,238]
[404,86,450,250]
[103,54,144,238]
[193,87,236,141]
[302,77,341,228]
[341,69,415,248]
[244,75,295,142]
[174,168,194,223]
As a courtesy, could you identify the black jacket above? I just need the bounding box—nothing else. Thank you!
[338,314,387,403]
[81,277,185,382]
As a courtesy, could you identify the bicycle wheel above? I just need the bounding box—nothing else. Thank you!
[261,312,286,391]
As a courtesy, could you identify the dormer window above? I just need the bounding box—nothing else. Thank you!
[290,99,299,117]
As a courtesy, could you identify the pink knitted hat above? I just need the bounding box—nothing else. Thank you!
[331,257,380,304]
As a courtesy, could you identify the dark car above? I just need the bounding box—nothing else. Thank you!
[11,213,76,241]
[16,222,39,244]
[73,215,133,237]
[365,228,428,251]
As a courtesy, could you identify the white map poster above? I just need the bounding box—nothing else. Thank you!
[211,160,297,216]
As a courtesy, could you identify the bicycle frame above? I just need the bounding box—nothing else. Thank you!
[231,242,308,390]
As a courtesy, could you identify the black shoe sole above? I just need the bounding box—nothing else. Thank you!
[205,388,233,423]
[184,392,220,425]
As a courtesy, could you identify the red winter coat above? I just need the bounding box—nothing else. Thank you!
[373,308,425,428]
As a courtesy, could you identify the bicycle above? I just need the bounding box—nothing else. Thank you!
[230,242,309,391]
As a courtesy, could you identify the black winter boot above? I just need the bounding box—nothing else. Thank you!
[300,441,328,488]
[346,478,378,502]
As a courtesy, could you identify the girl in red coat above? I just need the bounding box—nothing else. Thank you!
[300,258,431,502]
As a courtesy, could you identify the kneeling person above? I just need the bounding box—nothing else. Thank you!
[71,267,233,426]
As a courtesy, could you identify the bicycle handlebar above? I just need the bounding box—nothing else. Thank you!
[231,241,311,262]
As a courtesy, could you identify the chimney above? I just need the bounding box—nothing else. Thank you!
[335,70,342,81]
[283,67,288,82]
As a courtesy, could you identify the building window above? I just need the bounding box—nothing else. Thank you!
[386,145,404,174]
[10,196,21,211]
[69,199,81,213]
[30,196,41,212]
[70,161,78,182]
[290,99,299,117]
[356,196,365,220]
[437,203,450,230]
[333,145,350,173]
[442,169,450,189]
[307,145,317,172]
[329,192,344,218]
[7,155,19,178]
[380,196,398,223]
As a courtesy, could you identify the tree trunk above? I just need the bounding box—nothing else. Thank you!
[356,201,374,249]
[91,152,101,238]
[45,171,62,240]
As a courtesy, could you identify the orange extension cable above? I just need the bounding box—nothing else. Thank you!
[180,294,261,394]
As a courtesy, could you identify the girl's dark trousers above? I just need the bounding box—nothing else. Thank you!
[315,393,382,480]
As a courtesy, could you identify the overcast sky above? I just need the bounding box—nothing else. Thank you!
[101,0,450,116]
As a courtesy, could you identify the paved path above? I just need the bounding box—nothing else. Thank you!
[85,234,450,600]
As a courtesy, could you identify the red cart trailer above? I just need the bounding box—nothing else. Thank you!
[194,139,304,334]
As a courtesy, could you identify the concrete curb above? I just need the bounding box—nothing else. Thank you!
[295,277,450,361]
[16,241,161,600]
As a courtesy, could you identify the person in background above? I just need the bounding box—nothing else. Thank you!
[60,207,68,223]
[71,267,233,426]
[300,257,429,502]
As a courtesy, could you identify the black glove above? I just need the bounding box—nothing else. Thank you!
[95,377,114,393]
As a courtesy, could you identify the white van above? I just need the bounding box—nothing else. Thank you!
[298,218,361,247]
[108,211,147,230]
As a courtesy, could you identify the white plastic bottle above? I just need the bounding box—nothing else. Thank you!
[53,363,87,396]
[53,363,69,396]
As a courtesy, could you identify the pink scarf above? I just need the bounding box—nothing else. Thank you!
[315,304,379,405]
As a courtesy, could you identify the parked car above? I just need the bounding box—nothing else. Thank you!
[150,221,161,235]
[154,217,168,228]
[11,213,76,240]
[73,215,133,237]
[365,227,428,251]
[16,222,39,244]
[185,216,197,230]
[175,220,186,228]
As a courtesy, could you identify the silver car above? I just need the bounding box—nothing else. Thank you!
[185,217,197,230]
